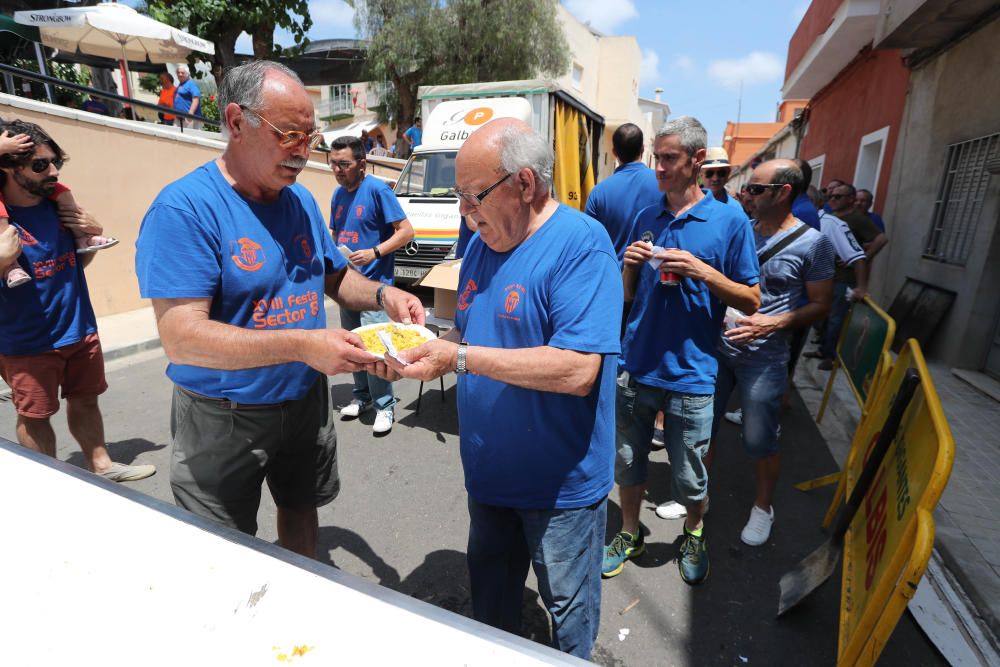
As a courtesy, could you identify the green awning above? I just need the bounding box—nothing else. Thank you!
[1,13,41,49]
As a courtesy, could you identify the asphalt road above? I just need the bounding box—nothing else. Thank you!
[0,336,947,666]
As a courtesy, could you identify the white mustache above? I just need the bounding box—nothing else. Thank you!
[280,157,307,169]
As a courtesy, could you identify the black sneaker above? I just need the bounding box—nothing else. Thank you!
[678,525,709,585]
[650,427,665,451]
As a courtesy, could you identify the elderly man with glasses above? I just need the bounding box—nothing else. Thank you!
[327,135,414,434]
[376,118,622,659]
[135,61,423,556]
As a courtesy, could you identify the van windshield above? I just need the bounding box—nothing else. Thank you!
[395,151,457,197]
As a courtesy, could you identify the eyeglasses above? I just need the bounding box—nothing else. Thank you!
[454,173,511,207]
[746,183,784,196]
[703,169,729,179]
[240,105,323,150]
[30,157,64,173]
[329,160,358,171]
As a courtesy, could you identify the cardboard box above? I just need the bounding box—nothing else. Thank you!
[417,259,461,321]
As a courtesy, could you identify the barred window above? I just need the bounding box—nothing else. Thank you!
[923,133,1000,265]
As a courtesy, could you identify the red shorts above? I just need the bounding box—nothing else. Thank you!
[0,332,108,418]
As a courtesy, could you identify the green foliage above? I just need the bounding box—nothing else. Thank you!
[350,0,569,125]
[12,58,91,107]
[200,93,220,133]
[143,0,313,72]
[139,73,161,95]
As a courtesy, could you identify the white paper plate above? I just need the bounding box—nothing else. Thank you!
[351,322,436,360]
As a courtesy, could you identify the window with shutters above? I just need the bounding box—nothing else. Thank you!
[923,133,1000,265]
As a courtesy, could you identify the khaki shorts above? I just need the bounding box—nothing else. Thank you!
[169,375,340,535]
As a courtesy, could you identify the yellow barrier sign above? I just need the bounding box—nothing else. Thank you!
[817,297,895,423]
[838,340,955,666]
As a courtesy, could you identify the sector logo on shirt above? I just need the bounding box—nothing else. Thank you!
[230,237,265,272]
[293,234,313,265]
[499,283,526,322]
[17,227,38,246]
[355,205,365,218]
[457,278,477,311]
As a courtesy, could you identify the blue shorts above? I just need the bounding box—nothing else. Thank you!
[712,358,787,458]
[614,373,713,505]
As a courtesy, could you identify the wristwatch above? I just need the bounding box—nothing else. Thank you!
[456,342,469,375]
[372,246,382,259]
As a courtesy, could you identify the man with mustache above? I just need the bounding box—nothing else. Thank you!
[0,120,155,483]
[135,61,423,555]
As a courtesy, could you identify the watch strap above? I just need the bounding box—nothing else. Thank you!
[456,342,469,374]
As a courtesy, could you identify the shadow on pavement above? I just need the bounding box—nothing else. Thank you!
[66,437,165,469]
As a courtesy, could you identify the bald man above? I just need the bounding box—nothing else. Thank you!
[713,159,834,545]
[378,118,622,659]
[136,61,422,556]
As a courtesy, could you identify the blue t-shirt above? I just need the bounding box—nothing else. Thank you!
[718,222,835,366]
[584,162,662,263]
[868,211,885,232]
[455,205,622,509]
[455,216,474,259]
[0,202,97,356]
[330,175,406,285]
[404,126,422,147]
[792,193,821,230]
[173,79,201,116]
[621,193,760,394]
[135,161,344,404]
[717,190,750,221]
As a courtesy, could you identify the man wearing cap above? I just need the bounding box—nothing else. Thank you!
[701,147,748,220]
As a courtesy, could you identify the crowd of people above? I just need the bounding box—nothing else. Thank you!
[0,59,891,661]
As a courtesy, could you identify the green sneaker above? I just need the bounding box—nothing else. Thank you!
[678,526,709,585]
[602,530,645,578]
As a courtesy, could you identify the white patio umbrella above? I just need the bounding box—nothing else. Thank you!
[14,1,214,99]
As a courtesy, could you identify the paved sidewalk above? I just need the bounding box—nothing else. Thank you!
[796,352,1000,645]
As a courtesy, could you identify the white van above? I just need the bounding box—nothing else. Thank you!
[392,97,533,283]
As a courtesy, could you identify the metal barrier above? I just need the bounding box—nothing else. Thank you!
[0,62,218,131]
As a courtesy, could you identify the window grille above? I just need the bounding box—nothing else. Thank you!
[923,133,1000,264]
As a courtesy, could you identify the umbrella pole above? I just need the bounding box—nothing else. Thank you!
[33,42,54,104]
[119,43,133,101]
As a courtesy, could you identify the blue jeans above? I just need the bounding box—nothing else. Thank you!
[466,497,607,659]
[338,307,395,410]
[712,359,787,458]
[614,373,713,505]
[821,282,852,360]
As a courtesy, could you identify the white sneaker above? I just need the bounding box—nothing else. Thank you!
[654,496,709,520]
[340,399,372,417]
[740,505,774,546]
[724,409,743,425]
[373,408,394,434]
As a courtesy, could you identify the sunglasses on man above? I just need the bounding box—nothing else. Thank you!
[745,183,785,196]
[702,169,729,179]
[29,157,64,173]
[240,105,324,150]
